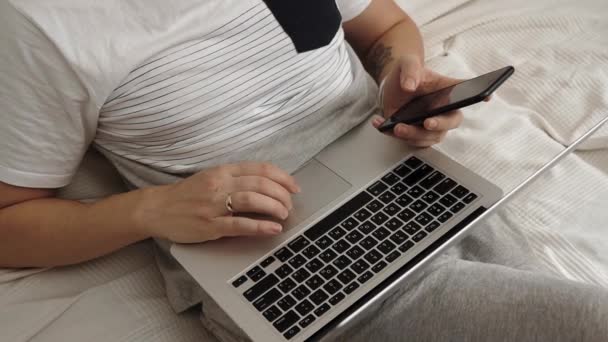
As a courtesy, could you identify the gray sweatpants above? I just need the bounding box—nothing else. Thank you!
[196,219,608,342]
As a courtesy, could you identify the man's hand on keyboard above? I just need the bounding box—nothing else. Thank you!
[134,162,301,243]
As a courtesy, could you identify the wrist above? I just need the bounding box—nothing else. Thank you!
[131,185,171,239]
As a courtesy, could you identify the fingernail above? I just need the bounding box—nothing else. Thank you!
[428,119,438,129]
[398,126,408,136]
[295,185,302,193]
[404,78,416,91]
[281,210,289,220]
[268,224,282,234]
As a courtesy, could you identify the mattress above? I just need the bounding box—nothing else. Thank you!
[1,0,607,340]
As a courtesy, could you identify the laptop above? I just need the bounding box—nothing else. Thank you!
[171,106,608,341]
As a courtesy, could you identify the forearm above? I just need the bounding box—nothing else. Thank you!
[0,188,150,268]
[364,14,424,83]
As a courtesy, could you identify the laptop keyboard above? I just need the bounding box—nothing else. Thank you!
[231,156,479,340]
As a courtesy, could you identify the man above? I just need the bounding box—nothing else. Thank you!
[1,0,606,341]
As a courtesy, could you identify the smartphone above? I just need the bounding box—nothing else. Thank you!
[377,66,515,132]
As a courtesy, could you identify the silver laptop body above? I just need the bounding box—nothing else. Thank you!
[172,114,608,342]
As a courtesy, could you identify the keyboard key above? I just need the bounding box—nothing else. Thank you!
[263,305,282,322]
[412,231,428,242]
[351,259,370,274]
[410,200,428,213]
[382,172,400,185]
[333,255,352,270]
[395,194,414,207]
[354,208,372,222]
[438,211,453,223]
[314,303,331,317]
[451,202,466,213]
[463,193,478,204]
[328,226,347,240]
[434,178,457,195]
[302,245,321,259]
[299,315,315,328]
[309,289,329,305]
[277,295,297,311]
[363,249,382,264]
[305,258,324,273]
[315,236,333,250]
[261,256,276,268]
[346,245,365,260]
[358,271,373,284]
[305,274,325,291]
[319,249,338,263]
[295,299,315,316]
[304,191,373,241]
[427,203,446,216]
[406,185,425,198]
[366,200,384,213]
[367,181,388,196]
[323,279,343,295]
[358,221,376,235]
[389,231,408,245]
[378,191,396,204]
[393,164,412,177]
[421,191,440,204]
[332,239,351,254]
[288,255,306,269]
[415,212,433,226]
[341,217,359,231]
[370,212,389,225]
[278,278,297,293]
[404,164,434,186]
[420,171,445,189]
[451,185,470,198]
[274,310,299,333]
[403,222,422,235]
[275,247,294,263]
[319,264,339,280]
[360,236,378,250]
[425,221,440,232]
[372,226,390,241]
[399,240,415,253]
[292,285,311,301]
[253,288,282,311]
[283,325,301,340]
[329,292,346,305]
[288,236,310,253]
[337,269,356,284]
[390,182,408,195]
[247,266,265,281]
[404,156,424,169]
[244,274,279,302]
[397,208,416,222]
[385,217,404,231]
[345,231,364,244]
[385,250,401,263]
[377,240,396,254]
[344,282,360,294]
[232,275,247,288]
[383,203,401,216]
[292,269,311,283]
[439,194,457,208]
[372,260,388,273]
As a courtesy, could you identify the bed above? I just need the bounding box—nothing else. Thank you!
[1,0,607,340]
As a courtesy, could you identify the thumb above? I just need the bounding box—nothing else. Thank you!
[399,56,423,92]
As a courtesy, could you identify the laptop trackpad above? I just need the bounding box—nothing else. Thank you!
[283,158,351,231]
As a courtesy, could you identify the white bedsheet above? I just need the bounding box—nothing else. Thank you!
[1,0,607,340]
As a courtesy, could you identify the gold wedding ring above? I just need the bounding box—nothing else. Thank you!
[225,194,235,214]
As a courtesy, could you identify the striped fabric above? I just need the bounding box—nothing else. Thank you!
[96,2,353,173]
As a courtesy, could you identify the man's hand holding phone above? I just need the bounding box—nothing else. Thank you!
[371,55,466,147]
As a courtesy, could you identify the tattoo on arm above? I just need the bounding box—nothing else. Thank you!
[366,43,394,82]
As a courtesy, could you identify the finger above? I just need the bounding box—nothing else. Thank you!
[423,111,463,131]
[393,123,445,142]
[230,191,289,220]
[232,176,293,210]
[371,115,386,128]
[228,162,300,193]
[210,216,282,239]
[399,57,423,92]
